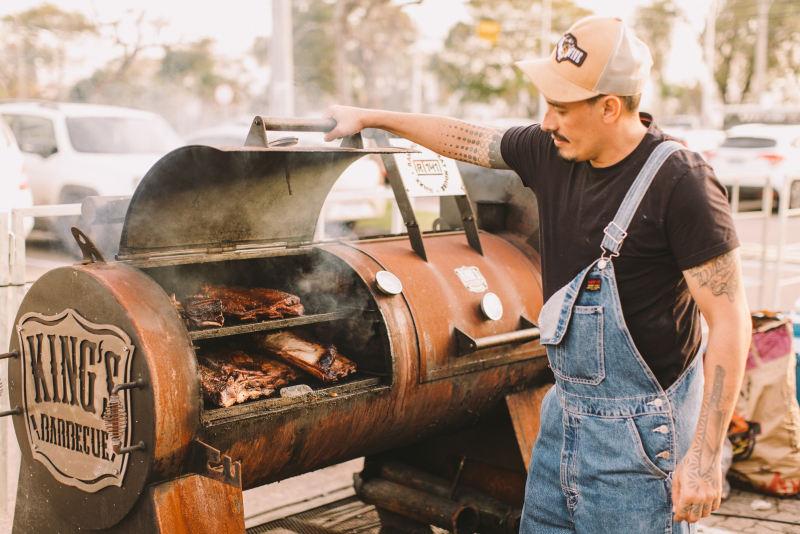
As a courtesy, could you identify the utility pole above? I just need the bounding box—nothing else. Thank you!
[334,0,351,105]
[270,0,295,117]
[752,0,772,105]
[538,0,551,122]
[701,0,717,128]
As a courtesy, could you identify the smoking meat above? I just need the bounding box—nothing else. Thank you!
[199,349,302,407]
[201,285,304,322]
[251,331,356,382]
[184,296,224,328]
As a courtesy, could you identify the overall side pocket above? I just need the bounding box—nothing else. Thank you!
[548,306,605,385]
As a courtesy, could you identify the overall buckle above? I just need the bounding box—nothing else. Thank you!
[598,222,626,270]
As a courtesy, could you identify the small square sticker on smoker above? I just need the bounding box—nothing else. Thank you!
[586,278,601,292]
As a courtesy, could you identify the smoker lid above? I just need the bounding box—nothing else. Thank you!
[118,144,411,258]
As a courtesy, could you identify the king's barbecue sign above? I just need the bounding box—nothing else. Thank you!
[16,309,135,492]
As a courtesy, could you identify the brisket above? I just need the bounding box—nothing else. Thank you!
[199,349,302,407]
[184,296,224,328]
[201,285,304,322]
[251,331,356,382]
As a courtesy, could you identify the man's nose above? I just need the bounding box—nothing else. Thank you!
[541,107,557,131]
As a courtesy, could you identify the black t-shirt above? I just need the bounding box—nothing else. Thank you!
[501,117,739,389]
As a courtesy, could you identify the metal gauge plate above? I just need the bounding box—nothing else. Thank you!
[480,292,503,321]
[375,270,403,295]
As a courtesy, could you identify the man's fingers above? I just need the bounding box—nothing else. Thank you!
[702,501,713,518]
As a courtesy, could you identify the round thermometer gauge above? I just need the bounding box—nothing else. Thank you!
[481,292,503,321]
[375,271,403,295]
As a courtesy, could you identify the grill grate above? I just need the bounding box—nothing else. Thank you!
[247,496,450,534]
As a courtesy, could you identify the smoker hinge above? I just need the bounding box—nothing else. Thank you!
[187,439,242,489]
[71,227,107,264]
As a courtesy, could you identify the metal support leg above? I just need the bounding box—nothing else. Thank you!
[372,130,428,261]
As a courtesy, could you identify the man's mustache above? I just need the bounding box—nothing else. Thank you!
[544,129,569,143]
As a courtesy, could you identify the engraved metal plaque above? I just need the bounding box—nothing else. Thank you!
[391,141,465,197]
[17,309,135,492]
[454,266,488,293]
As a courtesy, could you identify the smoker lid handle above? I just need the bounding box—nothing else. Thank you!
[257,117,338,132]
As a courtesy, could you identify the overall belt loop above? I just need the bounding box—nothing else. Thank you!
[598,141,686,269]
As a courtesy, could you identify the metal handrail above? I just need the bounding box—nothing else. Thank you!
[727,175,772,308]
[2,204,82,287]
[773,175,800,309]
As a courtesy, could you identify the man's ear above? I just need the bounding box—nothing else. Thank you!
[601,96,622,124]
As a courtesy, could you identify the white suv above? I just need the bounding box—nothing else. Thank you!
[0,119,34,237]
[1,102,183,204]
[0,102,183,249]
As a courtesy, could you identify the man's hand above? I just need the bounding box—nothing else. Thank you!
[323,105,369,142]
[673,249,750,523]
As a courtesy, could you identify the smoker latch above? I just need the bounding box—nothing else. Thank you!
[454,317,540,357]
[0,349,21,418]
[187,439,242,489]
[71,227,107,264]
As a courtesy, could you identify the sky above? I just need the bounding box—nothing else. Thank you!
[0,0,715,87]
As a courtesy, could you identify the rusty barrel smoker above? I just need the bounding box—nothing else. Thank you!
[3,118,549,533]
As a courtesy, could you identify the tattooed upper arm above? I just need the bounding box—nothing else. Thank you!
[686,250,740,302]
[438,120,510,170]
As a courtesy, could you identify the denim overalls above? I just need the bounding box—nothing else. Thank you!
[521,141,704,534]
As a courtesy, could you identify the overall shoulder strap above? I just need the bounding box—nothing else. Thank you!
[600,140,686,257]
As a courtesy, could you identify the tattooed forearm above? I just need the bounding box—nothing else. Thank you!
[438,120,510,170]
[688,251,739,301]
[685,365,728,488]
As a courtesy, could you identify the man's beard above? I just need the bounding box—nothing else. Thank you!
[556,148,580,162]
[544,128,579,162]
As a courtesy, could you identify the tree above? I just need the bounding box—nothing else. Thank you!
[633,0,680,92]
[633,0,689,116]
[711,0,800,104]
[432,0,592,118]
[0,4,96,99]
[266,0,417,115]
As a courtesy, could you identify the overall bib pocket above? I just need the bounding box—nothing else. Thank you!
[547,305,605,385]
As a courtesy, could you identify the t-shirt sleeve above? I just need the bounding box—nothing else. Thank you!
[665,158,740,271]
[501,124,551,192]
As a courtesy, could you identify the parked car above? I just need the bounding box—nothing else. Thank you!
[0,101,183,254]
[185,122,387,225]
[704,123,800,210]
[0,118,34,238]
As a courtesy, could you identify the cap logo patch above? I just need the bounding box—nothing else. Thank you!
[555,33,587,67]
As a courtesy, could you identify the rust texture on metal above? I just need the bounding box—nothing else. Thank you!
[148,474,245,534]
[455,319,540,357]
[187,439,242,488]
[380,462,521,534]
[506,384,554,471]
[348,231,545,381]
[71,226,107,264]
[355,475,479,534]
[8,263,198,530]
[202,236,546,491]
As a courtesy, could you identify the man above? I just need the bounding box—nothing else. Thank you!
[324,16,751,532]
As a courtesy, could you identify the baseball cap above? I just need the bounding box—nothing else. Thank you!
[515,16,653,102]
